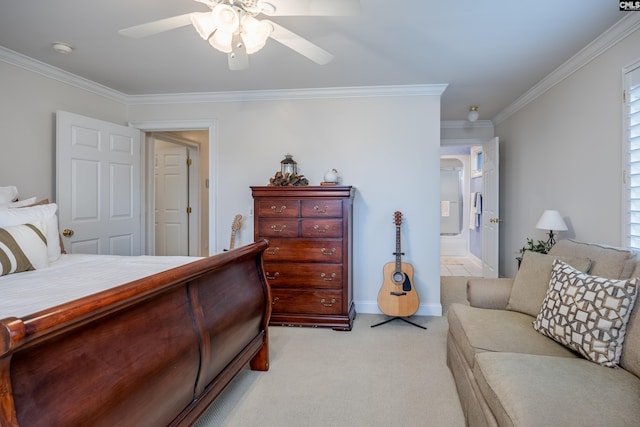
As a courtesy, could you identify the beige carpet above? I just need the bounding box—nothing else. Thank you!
[194,278,472,427]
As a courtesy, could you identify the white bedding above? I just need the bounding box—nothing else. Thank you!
[0,253,201,319]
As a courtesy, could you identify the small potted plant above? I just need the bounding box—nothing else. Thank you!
[517,237,550,268]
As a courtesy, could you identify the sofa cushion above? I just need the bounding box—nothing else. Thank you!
[549,239,635,279]
[447,303,577,370]
[507,251,591,317]
[533,259,638,367]
[621,304,640,378]
[473,352,640,427]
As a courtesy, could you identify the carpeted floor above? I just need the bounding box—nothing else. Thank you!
[194,277,473,427]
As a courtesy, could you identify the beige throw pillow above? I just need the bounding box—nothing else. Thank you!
[533,259,639,367]
[0,222,48,275]
[507,251,592,317]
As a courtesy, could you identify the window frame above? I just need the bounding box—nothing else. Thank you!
[622,60,640,250]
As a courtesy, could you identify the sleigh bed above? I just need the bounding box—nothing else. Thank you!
[0,236,272,426]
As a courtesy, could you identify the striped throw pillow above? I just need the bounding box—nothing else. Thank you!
[0,222,48,276]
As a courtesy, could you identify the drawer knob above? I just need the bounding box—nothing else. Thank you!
[313,205,329,214]
[313,224,329,233]
[320,272,336,281]
[272,297,280,305]
[321,247,336,256]
[320,298,336,307]
[271,205,287,213]
[271,224,287,232]
[266,247,280,255]
[266,272,280,280]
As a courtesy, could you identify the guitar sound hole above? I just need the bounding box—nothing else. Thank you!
[393,272,404,283]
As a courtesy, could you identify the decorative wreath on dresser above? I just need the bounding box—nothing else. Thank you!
[268,171,309,186]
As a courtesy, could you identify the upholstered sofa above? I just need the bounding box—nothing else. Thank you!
[447,240,640,427]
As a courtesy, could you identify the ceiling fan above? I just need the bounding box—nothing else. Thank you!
[119,0,360,70]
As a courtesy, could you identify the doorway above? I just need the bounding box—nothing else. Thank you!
[440,145,483,276]
[147,130,208,256]
[152,133,200,256]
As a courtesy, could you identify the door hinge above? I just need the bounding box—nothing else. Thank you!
[186,158,192,166]
[623,90,627,104]
[187,207,192,214]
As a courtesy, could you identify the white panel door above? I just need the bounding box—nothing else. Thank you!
[56,111,142,255]
[482,137,500,278]
[154,140,189,256]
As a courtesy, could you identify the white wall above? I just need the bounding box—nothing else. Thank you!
[0,57,445,315]
[128,94,444,315]
[495,26,640,278]
[0,61,128,200]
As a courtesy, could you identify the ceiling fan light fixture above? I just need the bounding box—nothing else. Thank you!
[210,29,233,53]
[190,12,216,40]
[212,4,240,34]
[241,16,272,54]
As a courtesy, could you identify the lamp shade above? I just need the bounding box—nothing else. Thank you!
[241,15,272,54]
[191,12,217,40]
[536,210,568,231]
[210,29,233,53]
[212,4,239,33]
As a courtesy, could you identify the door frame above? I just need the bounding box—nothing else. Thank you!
[129,120,217,255]
[150,133,200,256]
[440,137,499,276]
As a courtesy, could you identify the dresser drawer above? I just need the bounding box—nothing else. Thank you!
[270,289,343,315]
[257,199,300,217]
[263,238,343,263]
[300,219,342,238]
[257,219,299,237]
[263,263,342,289]
[301,199,343,217]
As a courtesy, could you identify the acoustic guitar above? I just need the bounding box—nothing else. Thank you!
[227,214,242,251]
[376,211,419,317]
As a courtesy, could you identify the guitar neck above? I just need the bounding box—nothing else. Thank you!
[395,225,402,273]
[229,215,242,251]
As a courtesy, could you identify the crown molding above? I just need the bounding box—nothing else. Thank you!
[441,120,494,129]
[493,13,640,125]
[0,46,129,104]
[0,46,446,104]
[124,84,448,105]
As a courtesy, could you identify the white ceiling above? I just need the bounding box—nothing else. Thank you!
[0,1,626,121]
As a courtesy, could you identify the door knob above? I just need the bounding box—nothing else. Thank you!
[62,228,74,237]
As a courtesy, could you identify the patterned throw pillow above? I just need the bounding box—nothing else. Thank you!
[0,222,48,276]
[533,259,639,367]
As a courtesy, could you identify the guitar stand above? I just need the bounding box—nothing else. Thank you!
[371,316,426,329]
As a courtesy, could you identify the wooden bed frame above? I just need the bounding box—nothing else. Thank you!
[0,240,271,426]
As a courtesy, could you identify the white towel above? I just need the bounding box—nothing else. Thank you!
[441,200,450,217]
[470,193,477,229]
[474,193,483,229]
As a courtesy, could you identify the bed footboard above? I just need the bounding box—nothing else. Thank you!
[0,240,271,427]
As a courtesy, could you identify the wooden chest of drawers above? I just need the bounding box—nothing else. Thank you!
[251,186,355,330]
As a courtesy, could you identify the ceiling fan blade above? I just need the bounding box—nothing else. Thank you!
[119,13,194,38]
[261,0,360,16]
[228,33,249,70]
[265,20,333,65]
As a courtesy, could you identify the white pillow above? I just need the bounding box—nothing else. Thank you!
[0,222,49,275]
[8,197,37,208]
[0,186,19,207]
[0,203,61,262]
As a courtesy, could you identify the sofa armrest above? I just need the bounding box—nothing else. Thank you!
[467,278,515,309]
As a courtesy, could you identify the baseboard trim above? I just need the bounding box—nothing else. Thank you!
[355,300,443,317]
